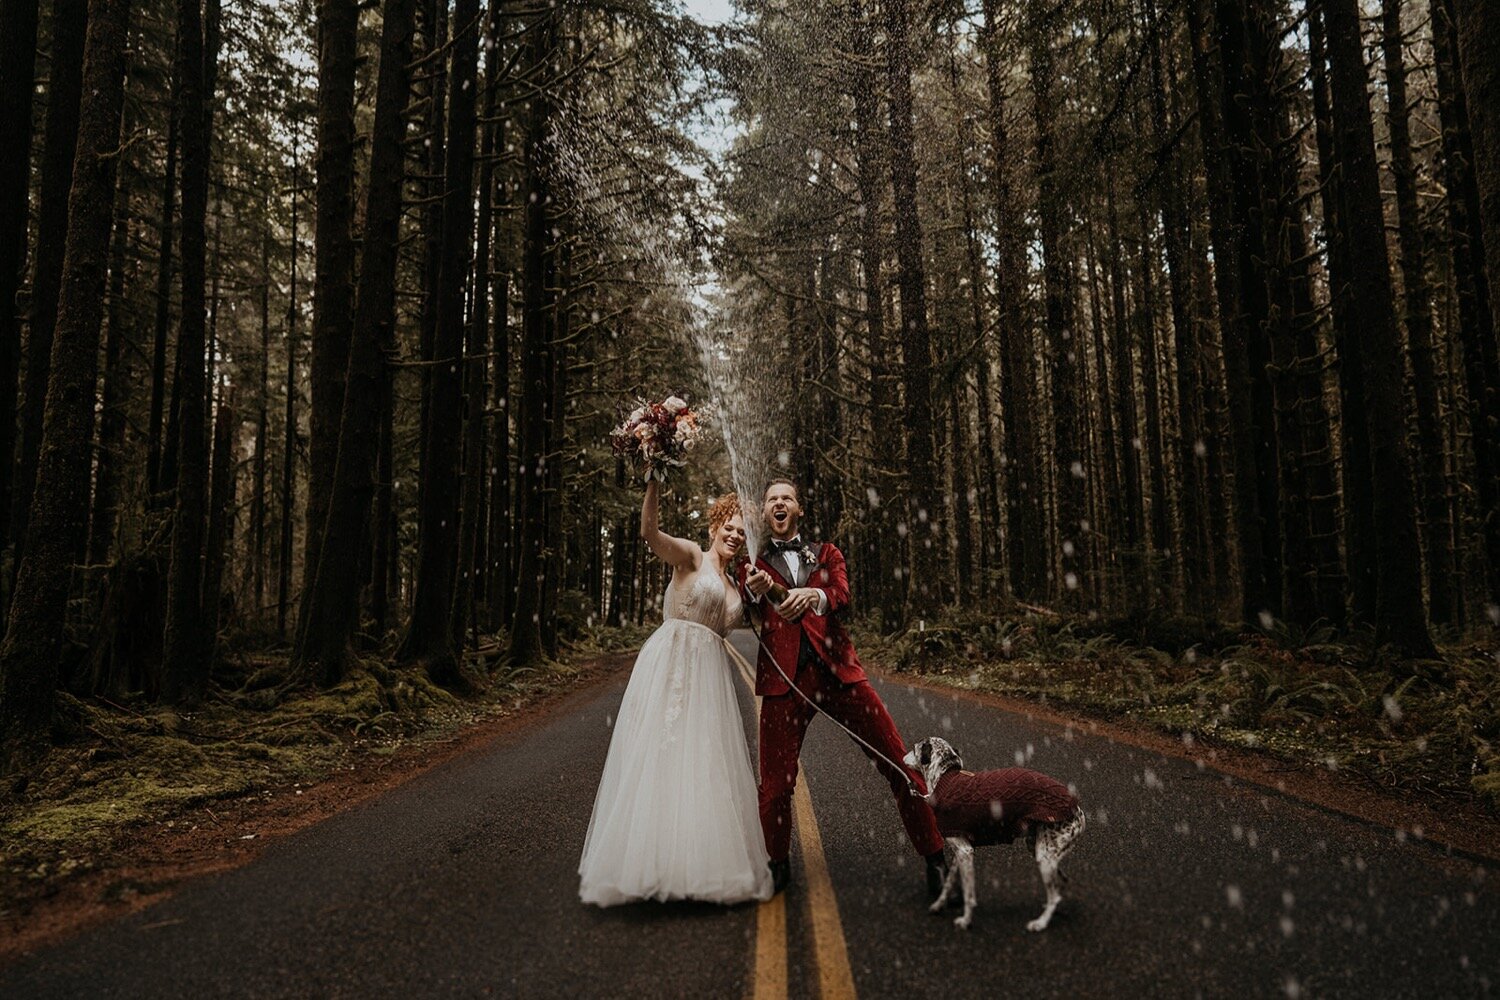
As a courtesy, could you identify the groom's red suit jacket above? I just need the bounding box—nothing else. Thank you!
[737,542,866,696]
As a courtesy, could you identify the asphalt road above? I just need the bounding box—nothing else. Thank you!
[3,630,1495,998]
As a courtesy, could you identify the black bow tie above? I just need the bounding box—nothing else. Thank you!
[769,539,802,553]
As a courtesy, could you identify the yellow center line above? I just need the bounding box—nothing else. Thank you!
[752,877,789,999]
[792,775,858,1000]
[730,638,857,1000]
[736,649,788,1000]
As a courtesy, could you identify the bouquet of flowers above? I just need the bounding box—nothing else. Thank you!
[611,394,705,482]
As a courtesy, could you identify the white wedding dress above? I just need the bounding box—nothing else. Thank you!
[578,560,772,906]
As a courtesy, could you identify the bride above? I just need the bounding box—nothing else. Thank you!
[578,478,772,906]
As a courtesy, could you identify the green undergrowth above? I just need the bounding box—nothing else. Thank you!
[1,637,615,869]
[570,621,657,655]
[860,610,1500,809]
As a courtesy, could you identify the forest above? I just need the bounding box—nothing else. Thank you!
[1,0,1499,775]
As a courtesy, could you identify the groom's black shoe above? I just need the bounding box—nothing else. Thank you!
[925,849,950,905]
[770,858,791,895]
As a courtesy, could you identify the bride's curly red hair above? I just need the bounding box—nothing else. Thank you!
[707,492,742,536]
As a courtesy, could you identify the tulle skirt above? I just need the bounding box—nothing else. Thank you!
[578,619,772,907]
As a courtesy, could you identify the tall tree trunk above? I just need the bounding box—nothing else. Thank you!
[605,456,627,628]
[369,374,394,633]
[1032,5,1085,605]
[508,8,556,667]
[398,0,479,684]
[415,0,447,487]
[1274,65,1346,632]
[483,0,511,634]
[13,0,87,565]
[1189,1,1274,622]
[1219,0,1296,623]
[199,0,220,402]
[277,136,300,639]
[1384,0,1456,625]
[90,168,131,571]
[1105,180,1145,608]
[146,50,177,499]
[203,392,235,641]
[1433,0,1500,608]
[484,238,510,633]
[0,0,130,753]
[954,81,1002,600]
[1324,0,1435,656]
[451,225,489,651]
[1082,211,1121,592]
[0,0,41,568]
[981,0,1042,601]
[1455,1,1500,336]
[1453,0,1500,609]
[295,0,414,684]
[301,0,358,630]
[885,0,949,612]
[454,0,503,649]
[815,253,845,545]
[1309,2,1373,625]
[942,28,979,604]
[849,0,899,626]
[540,240,568,660]
[249,185,270,616]
[1236,0,1332,629]
[1132,201,1173,592]
[1191,223,1236,611]
[161,0,213,704]
[1145,0,1208,611]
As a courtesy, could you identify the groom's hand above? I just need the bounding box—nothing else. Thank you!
[779,588,820,622]
[745,567,772,598]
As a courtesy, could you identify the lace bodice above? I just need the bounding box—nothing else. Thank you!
[663,559,743,636]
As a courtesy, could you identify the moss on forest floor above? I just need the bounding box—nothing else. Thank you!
[859,610,1500,810]
[0,640,621,884]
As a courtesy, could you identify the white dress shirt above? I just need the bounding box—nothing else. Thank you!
[764,536,830,615]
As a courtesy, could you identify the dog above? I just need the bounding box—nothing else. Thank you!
[904,736,1085,931]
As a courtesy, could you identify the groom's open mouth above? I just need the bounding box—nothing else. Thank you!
[772,510,789,526]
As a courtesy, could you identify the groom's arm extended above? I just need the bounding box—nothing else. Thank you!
[814,544,851,616]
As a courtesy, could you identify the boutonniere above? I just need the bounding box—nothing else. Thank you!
[798,542,820,567]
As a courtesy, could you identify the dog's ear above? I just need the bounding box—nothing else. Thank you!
[918,740,932,767]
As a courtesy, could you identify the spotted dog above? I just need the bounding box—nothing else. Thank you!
[904,736,1085,931]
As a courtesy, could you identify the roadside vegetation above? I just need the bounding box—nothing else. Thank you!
[862,611,1500,809]
[1,630,633,888]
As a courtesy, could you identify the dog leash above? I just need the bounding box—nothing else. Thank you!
[721,600,926,799]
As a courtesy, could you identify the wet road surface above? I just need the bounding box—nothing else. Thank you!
[3,630,1495,998]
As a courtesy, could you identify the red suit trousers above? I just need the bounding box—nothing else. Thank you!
[758,653,944,862]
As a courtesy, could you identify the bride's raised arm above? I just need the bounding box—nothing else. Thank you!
[641,479,700,571]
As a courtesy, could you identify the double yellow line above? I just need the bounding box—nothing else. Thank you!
[731,652,857,1000]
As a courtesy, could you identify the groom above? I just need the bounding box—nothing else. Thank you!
[740,478,947,899]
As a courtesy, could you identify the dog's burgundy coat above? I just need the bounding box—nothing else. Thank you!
[931,768,1079,847]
